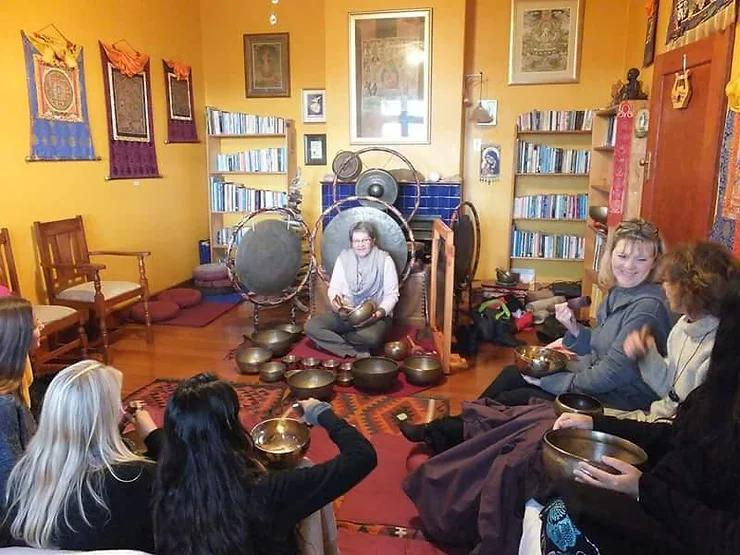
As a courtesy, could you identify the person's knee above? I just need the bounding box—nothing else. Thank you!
[304,315,327,338]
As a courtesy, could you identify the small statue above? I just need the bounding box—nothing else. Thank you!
[611,68,649,105]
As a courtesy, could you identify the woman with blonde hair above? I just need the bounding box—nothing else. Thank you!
[2,360,159,552]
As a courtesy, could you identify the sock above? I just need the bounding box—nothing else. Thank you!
[398,420,427,443]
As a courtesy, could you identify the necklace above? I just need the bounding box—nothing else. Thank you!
[668,326,713,403]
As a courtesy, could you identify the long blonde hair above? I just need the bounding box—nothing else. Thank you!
[597,218,665,289]
[4,360,148,548]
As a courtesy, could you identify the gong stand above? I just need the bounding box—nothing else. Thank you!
[226,207,313,329]
[331,147,422,222]
[450,201,481,324]
[430,219,455,374]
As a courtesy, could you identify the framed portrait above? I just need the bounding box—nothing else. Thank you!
[304,133,327,165]
[302,89,326,123]
[508,0,584,85]
[349,9,432,144]
[243,32,290,98]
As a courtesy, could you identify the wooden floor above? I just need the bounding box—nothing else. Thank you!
[110,303,516,412]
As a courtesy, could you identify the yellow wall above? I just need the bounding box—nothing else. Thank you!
[1,0,207,303]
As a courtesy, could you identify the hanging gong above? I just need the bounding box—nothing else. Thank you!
[332,151,363,181]
[320,206,408,278]
[453,213,474,286]
[234,218,303,296]
[355,168,399,206]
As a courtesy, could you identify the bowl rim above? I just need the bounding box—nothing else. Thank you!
[252,328,293,342]
[555,392,602,410]
[543,428,648,466]
[346,299,377,320]
[351,355,399,374]
[287,367,336,387]
[250,417,310,452]
[402,354,442,370]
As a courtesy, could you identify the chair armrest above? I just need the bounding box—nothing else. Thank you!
[89,250,151,257]
[42,261,107,272]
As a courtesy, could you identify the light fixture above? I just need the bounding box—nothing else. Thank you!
[465,71,493,124]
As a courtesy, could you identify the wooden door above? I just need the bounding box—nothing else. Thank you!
[641,29,734,247]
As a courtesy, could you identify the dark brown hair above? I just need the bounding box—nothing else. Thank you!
[0,296,34,381]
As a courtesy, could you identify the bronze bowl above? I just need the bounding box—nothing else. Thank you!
[251,329,293,357]
[281,354,302,371]
[321,358,340,371]
[343,299,377,326]
[589,205,608,225]
[302,357,320,369]
[286,368,335,400]
[351,356,399,392]
[542,428,648,482]
[336,370,353,386]
[554,393,604,417]
[513,345,568,378]
[275,322,303,342]
[235,346,273,375]
[251,418,310,468]
[259,360,286,383]
[383,340,410,361]
[402,355,443,386]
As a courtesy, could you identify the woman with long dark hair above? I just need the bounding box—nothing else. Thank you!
[152,374,376,555]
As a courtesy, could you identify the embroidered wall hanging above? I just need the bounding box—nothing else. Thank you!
[21,29,97,161]
[666,0,736,49]
[163,59,198,143]
[710,110,740,255]
[99,41,160,179]
[607,102,636,227]
[643,0,659,67]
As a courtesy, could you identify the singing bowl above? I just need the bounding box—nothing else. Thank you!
[302,357,320,369]
[281,354,302,370]
[259,361,286,383]
[383,340,410,361]
[589,205,608,225]
[321,358,340,370]
[402,355,443,386]
[542,428,648,482]
[554,393,604,417]
[235,346,273,374]
[251,418,311,468]
[514,346,568,378]
[286,368,335,400]
[343,299,377,326]
[496,268,520,284]
[275,322,304,341]
[351,357,399,392]
[251,329,293,357]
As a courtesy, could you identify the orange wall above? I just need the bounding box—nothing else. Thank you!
[1,0,207,303]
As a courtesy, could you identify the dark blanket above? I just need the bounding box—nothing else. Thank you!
[402,400,556,554]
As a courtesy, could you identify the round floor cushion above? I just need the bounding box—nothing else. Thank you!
[158,287,203,308]
[193,263,229,282]
[130,300,180,323]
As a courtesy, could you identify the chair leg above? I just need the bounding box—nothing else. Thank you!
[92,280,110,364]
[78,316,89,359]
[142,294,153,344]
[99,314,110,364]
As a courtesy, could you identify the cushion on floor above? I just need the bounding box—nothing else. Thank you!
[130,300,180,323]
[193,263,229,281]
[194,278,233,288]
[157,287,202,308]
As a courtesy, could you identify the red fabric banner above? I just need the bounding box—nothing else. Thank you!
[607,102,635,227]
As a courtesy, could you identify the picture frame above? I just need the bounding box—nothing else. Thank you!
[304,133,327,165]
[349,9,432,144]
[302,89,326,123]
[243,32,290,98]
[508,0,584,85]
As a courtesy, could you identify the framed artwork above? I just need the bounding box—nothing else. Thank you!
[477,99,498,126]
[480,144,501,184]
[643,0,659,67]
[302,89,326,123]
[107,65,150,142]
[508,0,584,85]
[243,32,290,98]
[349,9,432,144]
[304,133,327,165]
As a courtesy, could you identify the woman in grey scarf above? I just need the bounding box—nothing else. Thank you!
[305,221,399,357]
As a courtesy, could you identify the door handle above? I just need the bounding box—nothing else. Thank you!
[639,152,652,180]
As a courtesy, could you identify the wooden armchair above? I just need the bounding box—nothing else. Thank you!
[0,227,88,372]
[33,216,152,363]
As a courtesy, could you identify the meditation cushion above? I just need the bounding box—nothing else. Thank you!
[194,278,233,288]
[405,443,433,473]
[193,263,229,282]
[130,300,180,323]
[158,287,202,308]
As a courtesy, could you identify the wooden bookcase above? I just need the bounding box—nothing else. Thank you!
[205,108,296,263]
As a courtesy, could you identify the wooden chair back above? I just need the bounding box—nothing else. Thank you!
[0,228,21,293]
[34,216,92,301]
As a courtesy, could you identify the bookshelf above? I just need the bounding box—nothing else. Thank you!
[205,107,297,262]
[509,110,593,283]
[582,100,648,319]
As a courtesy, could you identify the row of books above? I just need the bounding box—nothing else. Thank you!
[513,194,589,220]
[214,226,247,246]
[603,115,617,147]
[516,141,591,175]
[209,177,287,213]
[592,230,607,271]
[207,108,285,136]
[516,110,594,132]
[215,148,288,173]
[511,228,585,260]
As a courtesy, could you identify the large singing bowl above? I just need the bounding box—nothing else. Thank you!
[351,357,399,392]
[251,418,310,468]
[554,393,604,417]
[514,346,568,378]
[402,355,443,386]
[286,369,335,400]
[251,329,293,357]
[235,346,273,375]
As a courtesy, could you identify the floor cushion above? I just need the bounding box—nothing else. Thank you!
[157,287,202,308]
[193,263,229,282]
[194,278,232,288]
[130,300,180,323]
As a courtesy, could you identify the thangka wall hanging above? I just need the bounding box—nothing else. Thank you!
[99,41,160,179]
[21,29,97,161]
[163,60,198,143]
[666,0,736,49]
[710,109,740,255]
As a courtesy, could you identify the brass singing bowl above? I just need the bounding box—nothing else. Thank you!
[275,322,304,341]
[286,368,335,400]
[351,356,399,392]
[402,355,443,386]
[344,299,377,326]
[281,354,302,371]
[513,345,568,378]
[383,340,410,361]
[259,361,286,383]
[251,418,311,468]
[321,358,340,370]
[542,428,648,482]
[251,329,293,357]
[554,393,604,417]
[302,357,320,369]
[235,346,273,375]
[589,205,608,225]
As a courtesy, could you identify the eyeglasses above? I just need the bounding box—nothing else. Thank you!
[351,238,373,245]
[615,219,659,239]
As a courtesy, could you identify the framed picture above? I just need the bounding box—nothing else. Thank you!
[508,0,584,85]
[243,32,290,98]
[302,89,326,123]
[349,9,432,144]
[304,133,327,165]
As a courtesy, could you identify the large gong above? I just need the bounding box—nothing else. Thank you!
[450,201,481,289]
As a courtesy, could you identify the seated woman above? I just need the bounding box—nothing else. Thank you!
[540,277,740,555]
[305,221,399,358]
[0,288,36,410]
[2,360,159,552]
[152,373,377,554]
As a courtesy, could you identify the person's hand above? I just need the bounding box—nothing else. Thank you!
[553,412,593,430]
[554,302,579,336]
[354,307,385,328]
[573,456,642,500]
[298,398,332,426]
[132,408,158,441]
[623,325,655,360]
[331,295,346,313]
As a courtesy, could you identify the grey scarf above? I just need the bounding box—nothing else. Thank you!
[338,246,386,306]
